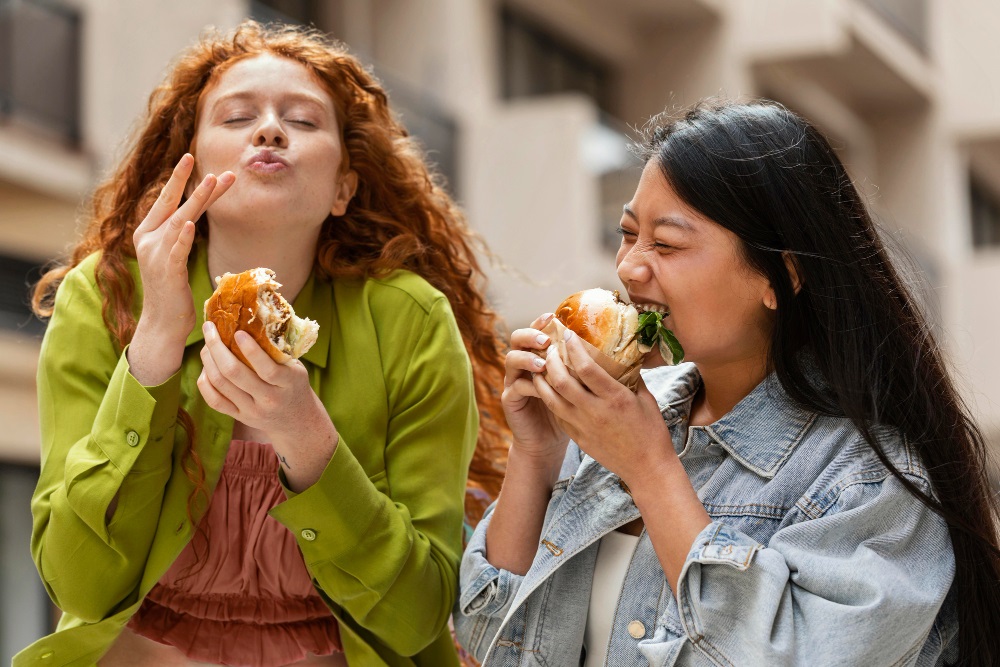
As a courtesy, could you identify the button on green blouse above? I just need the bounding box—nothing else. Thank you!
[17,241,478,666]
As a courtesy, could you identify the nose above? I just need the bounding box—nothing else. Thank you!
[254,112,287,147]
[616,244,652,287]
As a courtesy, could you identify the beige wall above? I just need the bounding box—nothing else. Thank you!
[3,0,1000,461]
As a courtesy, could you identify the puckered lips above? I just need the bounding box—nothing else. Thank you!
[245,148,290,174]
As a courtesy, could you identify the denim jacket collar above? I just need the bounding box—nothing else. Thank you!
[654,363,816,479]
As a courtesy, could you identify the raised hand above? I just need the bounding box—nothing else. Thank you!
[128,154,235,386]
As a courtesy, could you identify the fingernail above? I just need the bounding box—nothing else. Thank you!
[235,331,250,346]
[532,356,545,368]
[535,333,548,346]
[181,153,193,165]
[203,321,215,337]
[541,313,554,324]
[220,171,235,184]
[563,328,574,341]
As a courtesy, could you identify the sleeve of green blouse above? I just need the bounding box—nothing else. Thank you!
[270,296,478,657]
[31,265,182,622]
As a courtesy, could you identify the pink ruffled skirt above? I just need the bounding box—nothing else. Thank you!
[128,440,342,667]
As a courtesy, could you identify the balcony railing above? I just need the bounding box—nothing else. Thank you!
[860,0,928,53]
[0,0,81,144]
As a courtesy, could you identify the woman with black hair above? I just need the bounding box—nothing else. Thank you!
[455,99,1000,666]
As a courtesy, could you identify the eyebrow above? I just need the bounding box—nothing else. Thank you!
[622,204,695,232]
[209,90,330,111]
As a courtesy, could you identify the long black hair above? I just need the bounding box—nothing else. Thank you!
[635,99,1000,665]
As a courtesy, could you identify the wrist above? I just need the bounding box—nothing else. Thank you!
[507,441,564,488]
[128,322,187,386]
[622,448,683,505]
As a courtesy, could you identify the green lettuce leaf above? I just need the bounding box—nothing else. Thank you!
[635,309,684,365]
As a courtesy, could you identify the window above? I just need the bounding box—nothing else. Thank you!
[0,255,45,336]
[0,0,81,144]
[971,177,1000,249]
[249,0,324,26]
[501,7,613,114]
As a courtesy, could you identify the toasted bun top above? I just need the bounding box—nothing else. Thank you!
[554,288,643,366]
[204,268,290,364]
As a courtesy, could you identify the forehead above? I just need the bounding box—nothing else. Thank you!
[626,161,704,229]
[201,54,333,108]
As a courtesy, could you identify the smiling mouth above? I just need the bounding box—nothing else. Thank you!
[634,302,670,316]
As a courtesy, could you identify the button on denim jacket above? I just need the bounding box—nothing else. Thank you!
[455,363,958,666]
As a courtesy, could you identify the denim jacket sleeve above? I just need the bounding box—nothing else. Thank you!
[454,444,583,660]
[668,473,954,667]
[452,502,525,657]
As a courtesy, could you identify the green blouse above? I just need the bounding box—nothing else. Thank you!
[16,241,477,666]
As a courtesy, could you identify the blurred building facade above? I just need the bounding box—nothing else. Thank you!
[2,0,1000,658]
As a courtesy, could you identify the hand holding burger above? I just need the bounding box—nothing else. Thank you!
[543,288,683,390]
[203,268,318,366]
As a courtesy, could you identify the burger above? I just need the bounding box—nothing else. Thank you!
[203,268,319,365]
[553,288,684,370]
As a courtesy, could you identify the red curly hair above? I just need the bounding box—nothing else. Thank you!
[33,20,508,527]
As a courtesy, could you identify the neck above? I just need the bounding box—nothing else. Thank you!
[689,354,770,427]
[206,225,318,303]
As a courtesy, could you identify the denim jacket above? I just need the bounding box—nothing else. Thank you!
[455,363,958,666]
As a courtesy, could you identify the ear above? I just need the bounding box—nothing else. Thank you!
[763,286,778,310]
[331,169,358,217]
[783,252,803,295]
[763,252,803,311]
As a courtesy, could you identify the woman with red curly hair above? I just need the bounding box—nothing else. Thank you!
[18,20,506,667]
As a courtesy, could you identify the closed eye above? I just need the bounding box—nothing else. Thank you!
[223,117,253,124]
[615,226,637,239]
[288,119,316,127]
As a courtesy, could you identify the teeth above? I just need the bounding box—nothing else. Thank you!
[635,302,669,315]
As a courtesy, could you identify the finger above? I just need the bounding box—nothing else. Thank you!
[234,330,286,385]
[507,376,542,401]
[562,328,621,397]
[504,349,546,387]
[202,321,266,396]
[532,371,574,419]
[197,171,237,218]
[167,220,197,269]
[171,173,219,229]
[541,338,591,406]
[529,312,555,330]
[197,369,240,416]
[200,344,255,413]
[138,154,195,233]
[510,327,551,353]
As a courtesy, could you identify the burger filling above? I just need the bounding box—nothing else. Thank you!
[255,285,319,358]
